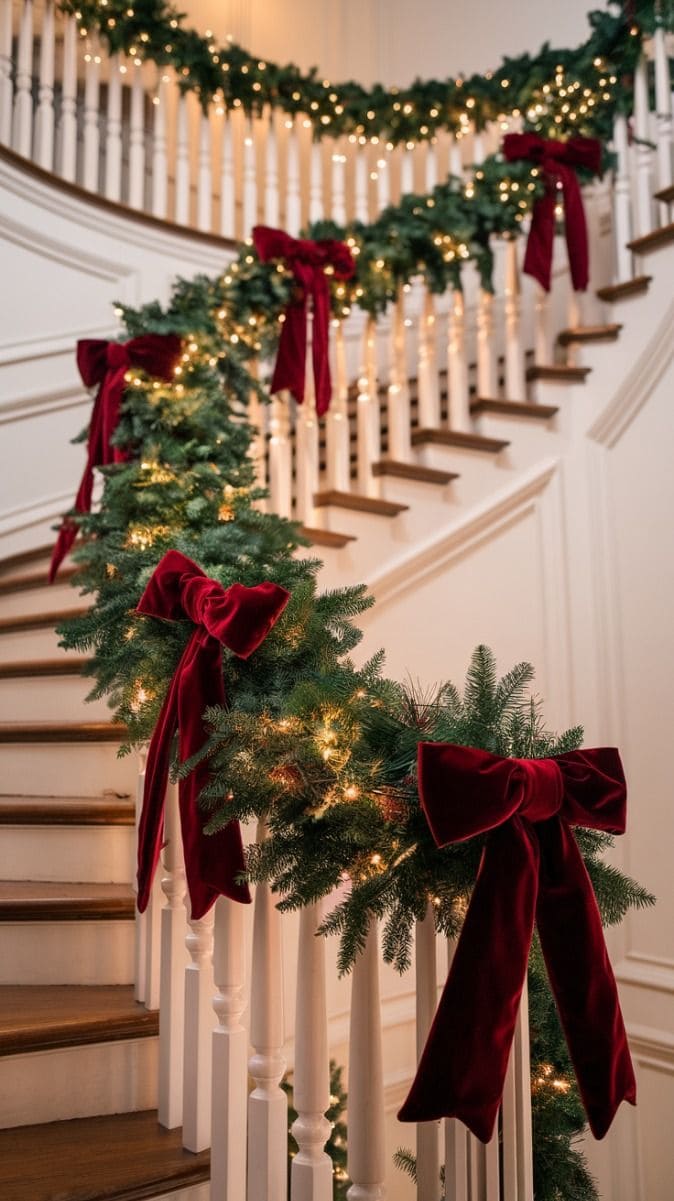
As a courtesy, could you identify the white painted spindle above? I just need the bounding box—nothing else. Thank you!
[331,147,347,225]
[219,110,235,235]
[242,116,257,235]
[268,395,293,519]
[247,361,269,499]
[134,746,160,1012]
[355,145,369,222]
[534,284,553,366]
[285,116,301,236]
[128,63,146,210]
[211,897,248,1201]
[12,0,34,158]
[357,315,381,497]
[134,747,149,1005]
[151,73,169,218]
[504,240,526,401]
[182,906,215,1152]
[653,22,673,219]
[476,288,497,400]
[0,0,12,145]
[425,141,437,191]
[400,145,414,196]
[447,288,470,431]
[265,110,280,226]
[346,921,386,1201]
[247,820,288,1201]
[325,320,351,492]
[35,0,55,169]
[82,45,100,191]
[104,57,123,201]
[197,112,212,231]
[158,781,188,1129]
[58,14,78,181]
[290,901,332,1201]
[294,390,320,528]
[444,1118,469,1201]
[387,291,411,460]
[417,289,440,428]
[633,55,654,237]
[611,114,633,282]
[449,136,462,178]
[513,979,534,1197]
[310,139,324,222]
[376,148,390,213]
[415,908,440,1200]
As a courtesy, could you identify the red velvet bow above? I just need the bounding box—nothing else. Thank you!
[503,133,602,292]
[399,743,636,1142]
[49,335,181,582]
[252,225,355,416]
[136,550,290,919]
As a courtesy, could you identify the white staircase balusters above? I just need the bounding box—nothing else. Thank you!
[400,144,414,197]
[0,0,11,146]
[285,116,302,236]
[247,359,269,500]
[653,23,673,221]
[294,310,320,527]
[444,1118,469,1201]
[35,0,55,170]
[268,395,293,519]
[449,135,462,178]
[534,284,553,366]
[219,110,235,237]
[611,114,633,283]
[387,291,411,460]
[182,905,215,1152]
[242,116,257,236]
[211,896,249,1201]
[501,981,533,1201]
[128,63,146,210]
[58,13,78,181]
[134,746,149,1004]
[346,920,386,1201]
[247,819,288,1201]
[415,908,440,1200]
[158,780,188,1130]
[354,144,369,223]
[331,143,347,225]
[325,320,351,492]
[476,287,498,400]
[417,288,440,429]
[425,141,437,192]
[104,57,123,201]
[151,72,169,219]
[290,900,333,1201]
[376,145,390,214]
[310,139,324,223]
[633,55,654,238]
[447,288,470,431]
[133,747,161,1013]
[197,112,213,232]
[82,41,100,192]
[12,0,34,159]
[503,239,526,401]
[357,315,381,497]
[265,109,280,227]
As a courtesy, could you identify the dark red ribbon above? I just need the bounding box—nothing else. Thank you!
[252,225,355,417]
[398,743,636,1142]
[136,550,289,920]
[503,133,602,292]
[49,335,181,582]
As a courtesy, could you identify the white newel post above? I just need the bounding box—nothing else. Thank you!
[357,315,381,496]
[611,114,633,283]
[447,289,470,431]
[417,289,440,429]
[387,292,411,460]
[12,0,34,159]
[415,909,440,1200]
[326,321,351,492]
[105,57,123,201]
[158,781,188,1130]
[151,73,169,219]
[247,821,288,1201]
[504,239,526,401]
[211,896,248,1201]
[35,0,55,170]
[347,920,386,1201]
[653,23,673,217]
[82,46,100,192]
[633,55,654,238]
[0,0,12,146]
[290,901,332,1201]
[183,904,215,1152]
[128,63,146,210]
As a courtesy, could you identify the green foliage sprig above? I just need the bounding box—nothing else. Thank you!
[57,1,671,143]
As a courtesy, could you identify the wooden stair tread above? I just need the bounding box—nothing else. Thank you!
[0,565,79,596]
[411,428,509,453]
[470,398,558,420]
[526,364,591,382]
[627,221,674,254]
[0,794,133,825]
[0,985,157,1056]
[0,657,91,680]
[371,459,459,484]
[0,721,126,743]
[557,323,622,346]
[654,183,674,204]
[0,1109,210,1201]
[299,525,356,548]
[0,607,88,635]
[0,881,135,922]
[313,490,409,516]
[596,275,651,302]
[0,544,54,576]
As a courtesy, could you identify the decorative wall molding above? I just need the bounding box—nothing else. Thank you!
[0,489,74,537]
[0,384,90,425]
[589,297,674,449]
[617,954,674,995]
[0,212,132,284]
[628,1023,674,1074]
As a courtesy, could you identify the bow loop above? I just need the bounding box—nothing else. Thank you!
[135,550,290,919]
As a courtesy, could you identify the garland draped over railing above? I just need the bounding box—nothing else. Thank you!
[59,1,672,143]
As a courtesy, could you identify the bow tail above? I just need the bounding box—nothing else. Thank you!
[311,278,332,417]
[523,187,556,292]
[560,165,590,291]
[398,819,540,1141]
[271,300,308,405]
[536,819,636,1138]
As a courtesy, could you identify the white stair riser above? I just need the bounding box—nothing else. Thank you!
[0,675,112,721]
[0,1036,158,1128]
[0,824,135,882]
[0,742,138,795]
[0,919,135,984]
[0,626,74,658]
[0,583,86,619]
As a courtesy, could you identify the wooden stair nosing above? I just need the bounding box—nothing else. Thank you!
[0,565,79,596]
[298,525,357,548]
[526,364,591,382]
[0,1109,210,1201]
[410,428,510,453]
[371,459,459,485]
[313,490,409,517]
[596,275,651,303]
[0,607,89,635]
[557,323,622,346]
[0,795,134,825]
[0,543,54,577]
[0,721,127,743]
[0,657,91,680]
[654,183,674,205]
[627,221,674,255]
[0,881,135,922]
[0,985,158,1057]
[470,398,559,420]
